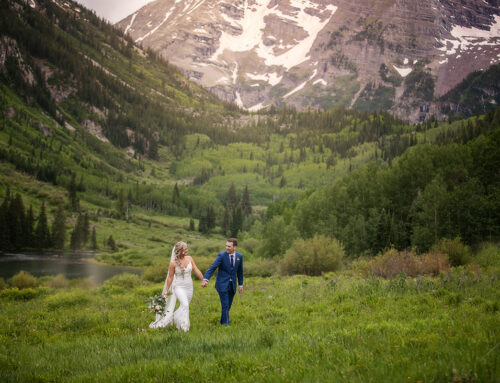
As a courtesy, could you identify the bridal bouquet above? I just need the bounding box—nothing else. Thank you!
[148,293,168,316]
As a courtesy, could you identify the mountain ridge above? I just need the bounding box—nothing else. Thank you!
[117,0,500,122]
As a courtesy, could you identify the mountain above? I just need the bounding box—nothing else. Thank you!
[0,0,244,161]
[117,0,500,121]
[0,0,498,259]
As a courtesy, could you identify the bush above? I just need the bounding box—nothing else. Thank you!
[45,291,91,310]
[364,248,450,278]
[240,238,260,255]
[245,258,277,277]
[142,260,170,283]
[45,274,70,289]
[434,237,471,266]
[280,235,344,276]
[103,273,141,289]
[0,277,7,290]
[193,256,216,273]
[9,271,37,289]
[473,242,500,268]
[69,278,95,289]
[190,240,222,257]
[0,287,40,300]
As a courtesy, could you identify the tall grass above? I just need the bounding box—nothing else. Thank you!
[1,267,498,382]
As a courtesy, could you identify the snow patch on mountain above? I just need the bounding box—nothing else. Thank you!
[124,13,137,35]
[136,6,176,43]
[246,72,283,86]
[438,14,500,59]
[313,79,327,86]
[284,68,318,98]
[393,65,412,77]
[211,0,337,72]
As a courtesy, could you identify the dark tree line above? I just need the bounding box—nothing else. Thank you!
[0,191,50,250]
[0,191,98,252]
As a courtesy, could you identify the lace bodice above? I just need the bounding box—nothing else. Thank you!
[174,261,192,278]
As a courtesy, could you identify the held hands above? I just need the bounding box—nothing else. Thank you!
[239,286,243,294]
[201,280,208,288]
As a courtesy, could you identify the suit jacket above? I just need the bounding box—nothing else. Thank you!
[203,251,243,293]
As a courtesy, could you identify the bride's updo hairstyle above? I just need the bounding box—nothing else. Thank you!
[174,241,188,275]
[174,241,187,258]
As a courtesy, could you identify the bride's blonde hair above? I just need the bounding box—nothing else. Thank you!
[174,241,188,275]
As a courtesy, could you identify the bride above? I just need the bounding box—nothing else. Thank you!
[149,241,204,331]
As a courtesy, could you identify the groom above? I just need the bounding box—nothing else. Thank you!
[202,238,243,325]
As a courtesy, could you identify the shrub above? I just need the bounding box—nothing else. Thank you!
[9,271,37,289]
[240,238,260,255]
[245,258,277,277]
[103,273,141,289]
[419,251,451,276]
[473,242,500,268]
[194,257,216,273]
[259,216,298,258]
[348,257,372,277]
[434,237,471,266]
[280,235,344,276]
[45,291,91,310]
[367,248,449,278]
[0,287,40,300]
[69,278,95,289]
[45,274,70,289]
[142,260,170,283]
[191,241,222,258]
[0,277,7,290]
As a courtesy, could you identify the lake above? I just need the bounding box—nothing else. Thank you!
[0,252,142,284]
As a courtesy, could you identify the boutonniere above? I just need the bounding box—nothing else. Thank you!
[236,258,240,262]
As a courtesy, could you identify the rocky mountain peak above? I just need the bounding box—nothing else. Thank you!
[117,0,500,121]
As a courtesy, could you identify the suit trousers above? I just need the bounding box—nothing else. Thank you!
[218,284,235,325]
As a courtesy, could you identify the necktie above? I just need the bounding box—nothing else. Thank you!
[230,254,234,267]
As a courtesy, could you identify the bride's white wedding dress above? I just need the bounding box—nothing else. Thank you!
[149,262,193,332]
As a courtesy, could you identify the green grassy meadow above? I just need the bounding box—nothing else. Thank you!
[1,263,498,382]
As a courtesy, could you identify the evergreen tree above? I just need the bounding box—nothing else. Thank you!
[207,206,216,230]
[222,207,231,236]
[70,214,83,251]
[0,191,11,250]
[189,219,195,231]
[82,213,90,245]
[34,202,51,249]
[198,213,208,233]
[77,175,85,192]
[116,189,125,218]
[172,183,180,205]
[68,173,79,211]
[148,138,158,160]
[241,185,252,216]
[91,227,98,250]
[279,176,287,188]
[230,206,243,237]
[25,205,35,248]
[226,183,238,209]
[107,235,117,251]
[9,194,25,249]
[52,205,66,251]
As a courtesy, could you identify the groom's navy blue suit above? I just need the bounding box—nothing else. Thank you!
[203,251,243,325]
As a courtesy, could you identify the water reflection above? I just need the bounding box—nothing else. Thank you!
[0,252,142,284]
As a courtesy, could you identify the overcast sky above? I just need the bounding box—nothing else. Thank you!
[74,0,156,24]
